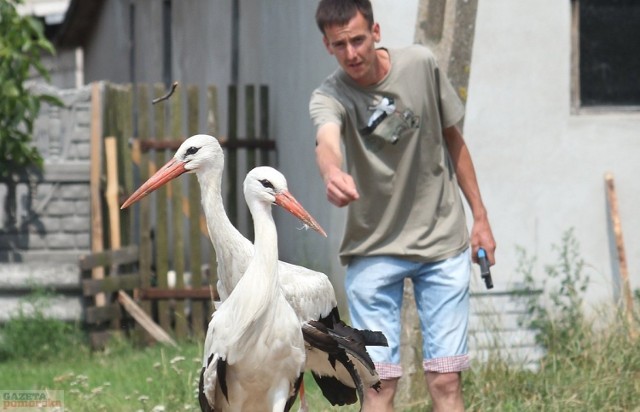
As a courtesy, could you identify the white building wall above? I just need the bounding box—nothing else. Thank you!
[466,0,640,305]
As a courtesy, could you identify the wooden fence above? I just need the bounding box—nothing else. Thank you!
[83,82,275,346]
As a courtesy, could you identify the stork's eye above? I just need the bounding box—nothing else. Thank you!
[259,179,274,189]
[185,146,200,156]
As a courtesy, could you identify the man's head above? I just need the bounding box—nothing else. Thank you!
[316,0,384,86]
[315,0,374,36]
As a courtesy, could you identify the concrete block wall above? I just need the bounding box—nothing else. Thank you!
[0,83,95,322]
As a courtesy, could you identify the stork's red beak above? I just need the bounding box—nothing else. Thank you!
[275,190,327,237]
[121,158,187,209]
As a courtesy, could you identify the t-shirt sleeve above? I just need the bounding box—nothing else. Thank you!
[437,68,465,128]
[309,89,345,130]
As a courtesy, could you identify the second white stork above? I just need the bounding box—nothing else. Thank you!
[121,134,387,408]
[199,166,325,411]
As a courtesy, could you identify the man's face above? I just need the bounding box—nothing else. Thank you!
[322,12,381,86]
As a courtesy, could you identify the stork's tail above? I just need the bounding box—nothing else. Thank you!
[303,312,388,410]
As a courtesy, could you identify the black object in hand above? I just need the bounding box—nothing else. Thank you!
[477,248,493,290]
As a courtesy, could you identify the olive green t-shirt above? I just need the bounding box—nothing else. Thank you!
[309,45,469,265]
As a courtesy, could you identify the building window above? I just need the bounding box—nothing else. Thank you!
[572,0,640,110]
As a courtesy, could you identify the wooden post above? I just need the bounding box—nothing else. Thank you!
[187,85,205,336]
[170,86,188,339]
[605,173,636,338]
[207,85,220,293]
[245,85,257,240]
[105,137,121,251]
[90,82,106,307]
[227,85,238,226]
[259,85,270,166]
[154,83,171,331]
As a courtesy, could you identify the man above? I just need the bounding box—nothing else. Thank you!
[309,1,496,411]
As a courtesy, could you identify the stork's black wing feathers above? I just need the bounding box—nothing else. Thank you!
[312,372,359,406]
[199,354,215,412]
[303,321,360,405]
[218,358,228,402]
[198,365,213,412]
[285,372,305,412]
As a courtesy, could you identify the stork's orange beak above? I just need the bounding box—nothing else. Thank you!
[121,158,187,209]
[275,190,327,237]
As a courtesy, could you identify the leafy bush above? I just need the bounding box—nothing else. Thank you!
[0,0,62,180]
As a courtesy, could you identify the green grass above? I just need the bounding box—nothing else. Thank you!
[0,338,202,412]
[1,230,639,411]
[463,323,640,412]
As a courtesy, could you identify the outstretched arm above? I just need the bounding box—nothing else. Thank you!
[315,123,359,207]
[443,125,496,265]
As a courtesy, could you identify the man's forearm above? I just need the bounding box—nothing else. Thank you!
[443,126,487,219]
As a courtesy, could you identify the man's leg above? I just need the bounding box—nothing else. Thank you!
[345,256,415,412]
[425,372,464,412]
[412,248,472,411]
[363,378,398,412]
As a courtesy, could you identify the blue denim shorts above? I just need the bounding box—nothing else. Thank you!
[345,248,471,379]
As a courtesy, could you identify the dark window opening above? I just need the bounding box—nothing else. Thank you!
[578,0,640,107]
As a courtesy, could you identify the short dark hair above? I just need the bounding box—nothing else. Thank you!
[315,0,375,35]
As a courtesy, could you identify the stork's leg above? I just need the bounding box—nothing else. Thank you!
[297,380,309,412]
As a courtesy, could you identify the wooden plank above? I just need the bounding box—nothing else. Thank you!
[605,172,636,338]
[78,244,139,271]
[154,83,171,331]
[138,287,215,300]
[170,84,188,339]
[105,137,121,252]
[135,83,154,344]
[139,137,275,152]
[117,290,178,347]
[85,303,122,324]
[245,85,256,240]
[227,84,238,226]
[260,85,270,165]
[90,82,106,307]
[118,85,134,245]
[105,86,122,330]
[82,274,141,296]
[187,85,205,336]
[207,85,219,297]
[207,85,219,136]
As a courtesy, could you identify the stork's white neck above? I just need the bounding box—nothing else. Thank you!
[196,167,253,298]
[219,195,281,345]
[245,200,279,286]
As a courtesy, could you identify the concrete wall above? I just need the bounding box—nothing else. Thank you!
[465,0,640,306]
[0,84,93,322]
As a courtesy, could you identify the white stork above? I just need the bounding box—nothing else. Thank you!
[121,134,387,408]
[199,166,325,411]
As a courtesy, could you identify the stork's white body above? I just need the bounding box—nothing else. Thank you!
[201,168,307,411]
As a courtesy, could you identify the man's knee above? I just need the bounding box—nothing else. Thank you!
[425,371,462,396]
[364,378,398,410]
